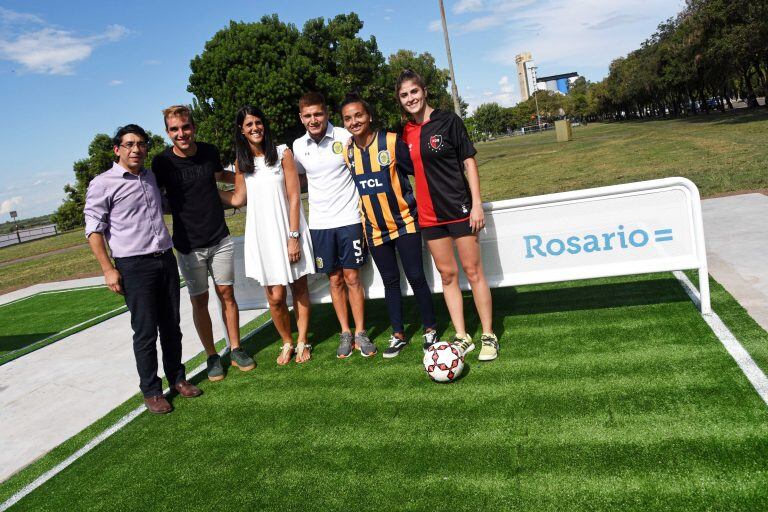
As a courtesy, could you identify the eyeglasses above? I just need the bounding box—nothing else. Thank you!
[119,142,150,150]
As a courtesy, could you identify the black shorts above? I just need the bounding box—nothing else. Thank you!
[310,223,367,274]
[421,219,474,241]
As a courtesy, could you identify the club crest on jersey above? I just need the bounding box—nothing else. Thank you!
[315,257,324,269]
[332,141,344,154]
[377,150,391,167]
[428,135,443,151]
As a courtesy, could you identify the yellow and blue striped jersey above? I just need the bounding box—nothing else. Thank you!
[344,131,418,246]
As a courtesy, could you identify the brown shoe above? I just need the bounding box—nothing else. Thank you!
[174,380,202,398]
[144,395,172,414]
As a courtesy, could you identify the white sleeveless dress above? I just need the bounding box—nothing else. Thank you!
[243,144,314,286]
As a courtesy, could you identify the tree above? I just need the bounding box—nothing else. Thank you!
[472,102,506,135]
[187,15,466,163]
[188,13,387,164]
[52,132,166,231]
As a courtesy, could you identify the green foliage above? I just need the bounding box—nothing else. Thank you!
[187,13,463,163]
[472,102,506,135]
[587,0,768,118]
[52,132,167,231]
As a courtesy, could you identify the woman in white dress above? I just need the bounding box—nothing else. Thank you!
[227,106,314,364]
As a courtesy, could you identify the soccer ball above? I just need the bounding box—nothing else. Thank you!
[423,341,464,383]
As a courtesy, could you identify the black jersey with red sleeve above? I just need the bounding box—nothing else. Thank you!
[401,109,477,228]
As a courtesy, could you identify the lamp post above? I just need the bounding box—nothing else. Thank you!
[438,0,462,117]
[530,66,542,131]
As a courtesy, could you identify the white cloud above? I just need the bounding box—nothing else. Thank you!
[0,7,44,25]
[428,19,442,32]
[468,75,518,113]
[454,0,484,14]
[0,13,129,75]
[108,79,123,86]
[0,196,22,215]
[451,0,684,83]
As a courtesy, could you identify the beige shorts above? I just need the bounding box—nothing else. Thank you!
[176,236,234,296]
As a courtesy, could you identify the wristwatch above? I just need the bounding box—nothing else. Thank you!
[288,231,300,239]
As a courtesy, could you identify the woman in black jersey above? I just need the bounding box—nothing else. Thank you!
[340,93,437,358]
[396,69,498,361]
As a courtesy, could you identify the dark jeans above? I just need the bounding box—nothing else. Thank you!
[368,231,436,334]
[114,250,185,397]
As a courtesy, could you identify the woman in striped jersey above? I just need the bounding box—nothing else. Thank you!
[340,93,437,358]
[396,70,498,362]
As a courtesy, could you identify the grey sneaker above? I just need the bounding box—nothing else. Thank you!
[355,330,377,357]
[422,329,438,353]
[206,354,224,382]
[451,333,475,355]
[337,331,354,359]
[230,347,256,371]
[383,334,408,359]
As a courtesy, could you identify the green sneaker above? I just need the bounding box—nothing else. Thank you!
[451,333,475,355]
[478,333,499,361]
[230,347,256,371]
[206,354,224,382]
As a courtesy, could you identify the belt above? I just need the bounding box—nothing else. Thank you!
[115,248,172,260]
[149,248,173,258]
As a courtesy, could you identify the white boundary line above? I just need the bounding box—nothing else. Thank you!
[0,285,107,309]
[0,319,273,511]
[1,305,128,362]
[673,271,768,407]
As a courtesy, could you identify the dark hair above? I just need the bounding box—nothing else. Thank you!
[234,106,278,172]
[298,91,327,111]
[112,124,149,147]
[340,92,374,118]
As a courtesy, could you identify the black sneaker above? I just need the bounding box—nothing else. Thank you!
[422,329,438,353]
[230,347,256,371]
[383,335,408,359]
[206,354,224,382]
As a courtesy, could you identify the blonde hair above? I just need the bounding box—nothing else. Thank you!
[162,105,195,129]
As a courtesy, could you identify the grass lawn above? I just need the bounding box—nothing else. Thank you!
[0,229,85,265]
[3,273,767,511]
[0,286,126,365]
[1,111,765,295]
[478,110,768,201]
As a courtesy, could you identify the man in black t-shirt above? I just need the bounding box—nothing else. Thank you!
[152,105,255,381]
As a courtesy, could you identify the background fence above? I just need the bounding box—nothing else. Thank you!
[0,224,58,248]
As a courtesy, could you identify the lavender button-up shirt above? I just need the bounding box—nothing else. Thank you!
[84,163,173,258]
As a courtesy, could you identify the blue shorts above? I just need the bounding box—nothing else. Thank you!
[310,223,367,274]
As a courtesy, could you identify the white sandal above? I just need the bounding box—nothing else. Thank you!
[277,343,294,365]
[295,342,312,363]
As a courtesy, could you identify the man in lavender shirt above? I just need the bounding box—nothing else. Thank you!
[84,124,202,414]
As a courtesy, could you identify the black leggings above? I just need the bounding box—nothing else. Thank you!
[368,231,436,334]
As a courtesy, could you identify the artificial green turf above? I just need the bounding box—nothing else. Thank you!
[0,287,126,365]
[4,273,767,511]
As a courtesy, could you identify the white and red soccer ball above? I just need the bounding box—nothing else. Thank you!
[423,341,464,383]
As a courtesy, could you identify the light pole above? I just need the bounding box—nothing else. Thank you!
[439,0,462,117]
[530,66,542,131]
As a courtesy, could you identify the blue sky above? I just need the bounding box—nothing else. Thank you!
[0,0,684,219]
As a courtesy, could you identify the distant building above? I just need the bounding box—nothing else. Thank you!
[536,72,579,95]
[515,52,537,102]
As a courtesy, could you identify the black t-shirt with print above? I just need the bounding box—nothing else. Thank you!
[152,142,229,253]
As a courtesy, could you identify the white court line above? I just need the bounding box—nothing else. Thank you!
[0,285,106,309]
[0,319,273,511]
[1,305,128,362]
[674,271,768,407]
[37,285,106,295]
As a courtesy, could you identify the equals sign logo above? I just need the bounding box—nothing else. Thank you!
[654,228,673,242]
